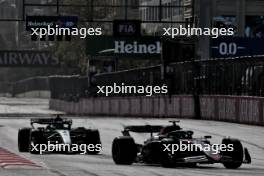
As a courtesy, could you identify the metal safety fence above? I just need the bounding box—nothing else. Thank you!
[1,56,263,99]
[48,56,264,101]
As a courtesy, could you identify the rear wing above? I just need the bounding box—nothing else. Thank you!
[30,118,72,126]
[123,125,163,135]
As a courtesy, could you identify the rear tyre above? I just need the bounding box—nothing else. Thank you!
[161,150,176,168]
[221,138,243,169]
[85,129,102,155]
[18,128,31,152]
[112,136,137,165]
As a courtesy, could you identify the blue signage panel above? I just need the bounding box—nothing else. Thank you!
[26,16,78,30]
[211,37,264,58]
[57,16,78,28]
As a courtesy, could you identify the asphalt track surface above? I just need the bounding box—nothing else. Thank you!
[0,98,264,176]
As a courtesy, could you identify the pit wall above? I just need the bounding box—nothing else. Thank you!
[49,95,264,126]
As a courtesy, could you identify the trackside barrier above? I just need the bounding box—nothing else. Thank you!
[13,77,50,97]
[0,82,13,96]
[49,95,264,126]
[199,95,264,125]
[0,77,50,98]
[49,95,194,118]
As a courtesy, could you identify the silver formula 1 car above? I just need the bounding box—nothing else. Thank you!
[18,115,101,154]
[112,121,251,169]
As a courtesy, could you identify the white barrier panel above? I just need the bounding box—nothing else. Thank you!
[130,97,141,116]
[151,97,166,117]
[119,99,130,116]
[181,96,194,118]
[88,99,95,114]
[200,96,215,120]
[159,97,166,117]
[238,98,260,124]
[217,97,236,121]
[102,98,110,115]
[15,91,51,98]
[94,99,102,114]
[80,99,86,115]
[49,95,264,125]
[110,98,120,115]
[74,101,79,115]
[141,97,153,116]
[167,96,180,117]
[69,102,75,114]
[153,97,160,117]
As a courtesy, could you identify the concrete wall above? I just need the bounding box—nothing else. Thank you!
[15,91,51,98]
[49,95,264,126]
[0,77,50,98]
[0,93,12,97]
[0,82,12,97]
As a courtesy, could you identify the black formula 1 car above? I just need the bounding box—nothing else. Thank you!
[112,121,251,169]
[18,115,101,154]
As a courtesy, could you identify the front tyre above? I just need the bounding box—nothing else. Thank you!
[18,128,31,152]
[85,130,101,155]
[112,136,137,165]
[30,131,45,154]
[161,151,176,168]
[221,138,243,169]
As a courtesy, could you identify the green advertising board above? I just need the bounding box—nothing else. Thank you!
[86,36,161,59]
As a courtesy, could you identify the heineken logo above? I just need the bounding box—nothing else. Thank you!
[114,41,161,54]
[86,36,161,58]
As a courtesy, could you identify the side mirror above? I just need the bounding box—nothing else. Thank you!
[204,135,212,139]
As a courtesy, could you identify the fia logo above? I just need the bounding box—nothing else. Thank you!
[118,23,136,34]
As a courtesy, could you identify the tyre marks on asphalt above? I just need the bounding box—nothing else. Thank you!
[0,147,41,168]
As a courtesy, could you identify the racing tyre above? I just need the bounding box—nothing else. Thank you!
[30,131,45,154]
[161,150,176,168]
[85,130,102,155]
[112,136,137,165]
[18,128,31,152]
[221,138,243,169]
